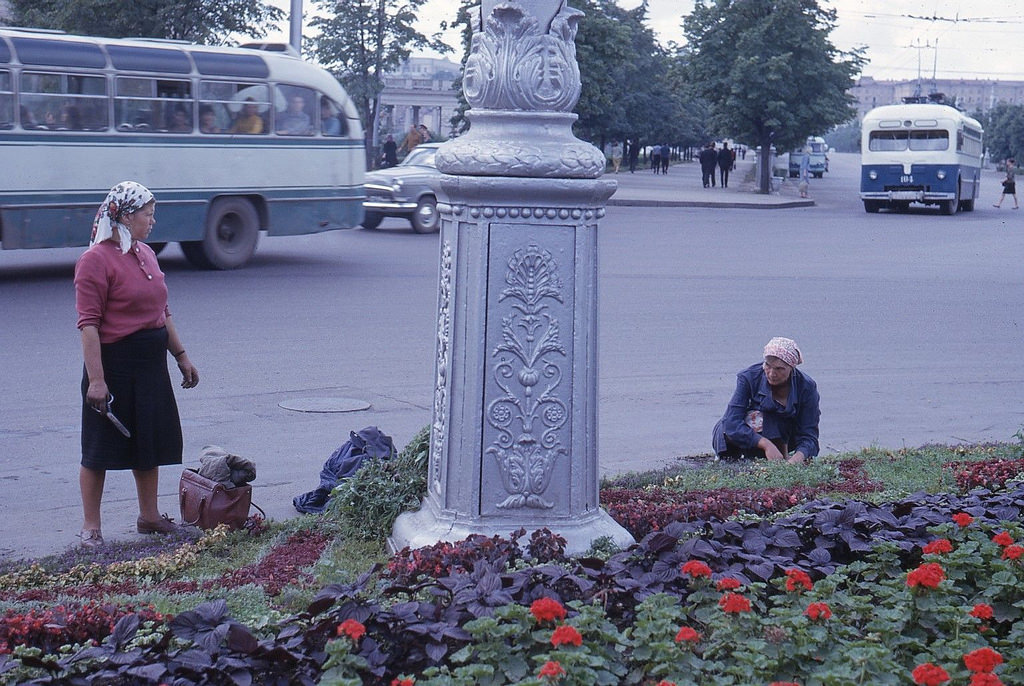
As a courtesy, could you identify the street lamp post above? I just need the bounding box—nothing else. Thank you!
[390,0,633,555]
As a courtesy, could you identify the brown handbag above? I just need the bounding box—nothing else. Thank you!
[179,468,257,530]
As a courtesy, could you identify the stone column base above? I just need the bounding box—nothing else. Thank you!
[389,497,634,556]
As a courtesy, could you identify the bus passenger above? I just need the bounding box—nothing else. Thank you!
[320,97,340,136]
[277,95,311,135]
[60,104,82,130]
[168,104,191,133]
[230,98,264,134]
[199,105,222,134]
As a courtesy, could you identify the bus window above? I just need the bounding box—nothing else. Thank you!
[275,84,314,136]
[0,70,12,129]
[21,71,107,130]
[202,81,269,135]
[868,130,908,152]
[319,95,346,137]
[908,130,948,151]
[115,76,191,132]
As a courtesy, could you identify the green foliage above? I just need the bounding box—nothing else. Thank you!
[984,102,1024,164]
[324,425,430,541]
[684,0,864,191]
[7,0,284,44]
[825,120,860,153]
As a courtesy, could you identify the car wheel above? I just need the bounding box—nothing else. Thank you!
[411,196,439,233]
[182,197,260,270]
[361,211,383,230]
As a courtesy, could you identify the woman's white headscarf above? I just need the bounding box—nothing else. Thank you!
[764,337,803,367]
[90,181,155,254]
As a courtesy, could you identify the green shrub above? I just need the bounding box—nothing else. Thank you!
[325,425,430,542]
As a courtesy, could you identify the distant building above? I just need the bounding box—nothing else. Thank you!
[851,76,1024,120]
[377,56,461,141]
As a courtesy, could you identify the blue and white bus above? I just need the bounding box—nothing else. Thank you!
[0,28,365,268]
[860,102,983,215]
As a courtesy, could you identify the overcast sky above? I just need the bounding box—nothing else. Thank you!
[267,0,1024,81]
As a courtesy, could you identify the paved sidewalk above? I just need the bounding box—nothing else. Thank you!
[607,156,814,209]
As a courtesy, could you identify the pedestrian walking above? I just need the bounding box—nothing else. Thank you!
[660,144,670,174]
[993,158,1019,209]
[698,142,717,188]
[610,141,623,173]
[718,142,733,188]
[651,144,661,174]
[627,139,639,173]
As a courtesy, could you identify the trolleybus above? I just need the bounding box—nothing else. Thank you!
[0,28,365,268]
[860,102,983,215]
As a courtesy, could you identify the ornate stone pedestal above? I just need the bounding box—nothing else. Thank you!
[389,0,634,555]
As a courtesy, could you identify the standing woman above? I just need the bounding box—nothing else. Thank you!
[74,181,199,547]
[993,157,1019,209]
[712,337,820,464]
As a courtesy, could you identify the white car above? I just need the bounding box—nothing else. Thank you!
[361,143,441,233]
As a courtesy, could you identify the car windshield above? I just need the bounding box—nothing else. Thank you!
[403,147,436,168]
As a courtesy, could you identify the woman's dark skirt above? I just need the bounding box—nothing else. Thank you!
[81,327,183,471]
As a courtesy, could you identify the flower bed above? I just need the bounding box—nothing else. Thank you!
[0,443,1022,685]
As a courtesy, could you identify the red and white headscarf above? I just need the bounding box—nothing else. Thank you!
[764,337,803,367]
[90,181,155,254]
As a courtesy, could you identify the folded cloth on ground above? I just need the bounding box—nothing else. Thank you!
[293,426,395,514]
[198,445,257,486]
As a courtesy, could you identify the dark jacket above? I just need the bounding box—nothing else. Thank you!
[718,147,734,169]
[713,363,820,458]
[698,147,717,170]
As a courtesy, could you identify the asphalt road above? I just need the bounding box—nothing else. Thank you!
[2,152,1023,560]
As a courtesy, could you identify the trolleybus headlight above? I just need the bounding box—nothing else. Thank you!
[936,170,946,180]
[868,170,877,180]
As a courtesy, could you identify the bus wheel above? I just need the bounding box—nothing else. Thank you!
[183,197,260,270]
[148,242,167,255]
[361,211,383,230]
[411,196,439,233]
[863,200,881,213]
[941,184,960,216]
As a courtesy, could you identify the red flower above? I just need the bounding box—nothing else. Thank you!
[906,562,945,589]
[923,538,953,555]
[550,624,583,647]
[656,682,678,686]
[952,512,974,527]
[530,597,567,624]
[674,626,701,643]
[718,592,752,613]
[769,683,801,686]
[969,603,994,620]
[912,663,951,685]
[336,618,365,642]
[539,660,565,679]
[804,602,832,621]
[964,647,1003,673]
[970,674,1003,686]
[1002,544,1023,560]
[716,577,742,591]
[784,568,813,592]
[391,679,415,686]
[681,560,713,579]
[991,531,1014,547]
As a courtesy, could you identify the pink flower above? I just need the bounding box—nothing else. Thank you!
[804,602,832,621]
[674,626,701,643]
[530,597,567,624]
[922,538,953,555]
[681,560,713,579]
[550,624,582,647]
